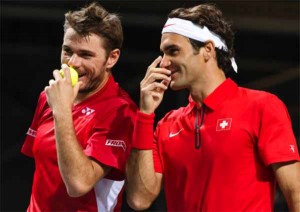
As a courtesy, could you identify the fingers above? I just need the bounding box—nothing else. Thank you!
[62,66,72,84]
[49,79,55,85]
[142,81,169,93]
[143,56,171,84]
[56,64,71,83]
[148,56,162,71]
[161,78,171,89]
[61,63,68,69]
[141,72,171,86]
[140,56,172,98]
[45,78,57,92]
[73,81,82,99]
[45,65,74,93]
[145,56,164,78]
[53,69,61,80]
[53,65,71,84]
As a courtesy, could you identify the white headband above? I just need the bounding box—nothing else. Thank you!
[162,18,237,73]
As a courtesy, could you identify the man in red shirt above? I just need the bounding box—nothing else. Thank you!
[126,4,300,211]
[22,2,137,211]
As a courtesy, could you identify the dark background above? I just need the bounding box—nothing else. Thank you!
[1,0,299,211]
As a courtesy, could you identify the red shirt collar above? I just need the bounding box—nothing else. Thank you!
[186,78,238,113]
[75,74,116,106]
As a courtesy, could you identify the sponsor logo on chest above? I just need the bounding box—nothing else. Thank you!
[169,128,184,138]
[81,107,95,116]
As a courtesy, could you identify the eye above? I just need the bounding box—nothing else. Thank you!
[77,50,95,59]
[80,53,92,59]
[168,48,179,56]
[63,47,72,56]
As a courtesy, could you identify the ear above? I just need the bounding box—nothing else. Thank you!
[106,49,120,69]
[203,41,216,62]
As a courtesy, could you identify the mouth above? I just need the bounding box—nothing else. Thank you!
[78,73,87,78]
[169,66,179,75]
[170,69,179,77]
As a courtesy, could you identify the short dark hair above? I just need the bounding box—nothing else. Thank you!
[168,4,235,73]
[64,2,123,57]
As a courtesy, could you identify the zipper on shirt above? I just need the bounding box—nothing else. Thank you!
[194,105,205,149]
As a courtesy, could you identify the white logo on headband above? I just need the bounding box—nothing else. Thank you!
[162,18,237,73]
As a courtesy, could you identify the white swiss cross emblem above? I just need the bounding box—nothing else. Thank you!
[216,118,232,131]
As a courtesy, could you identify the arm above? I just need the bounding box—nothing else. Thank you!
[126,56,171,210]
[126,149,163,210]
[272,161,300,212]
[45,67,110,197]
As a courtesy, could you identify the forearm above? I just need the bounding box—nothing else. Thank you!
[126,111,162,210]
[54,111,103,197]
[126,149,162,210]
[273,161,300,212]
[286,190,300,212]
[283,177,300,212]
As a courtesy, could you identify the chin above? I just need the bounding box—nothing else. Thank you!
[170,81,186,91]
[169,83,181,91]
[78,86,92,94]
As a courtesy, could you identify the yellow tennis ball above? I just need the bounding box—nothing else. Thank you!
[59,66,78,86]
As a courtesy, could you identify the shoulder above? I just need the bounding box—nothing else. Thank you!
[158,106,187,125]
[238,87,284,104]
[39,90,47,100]
[92,85,137,118]
[111,86,138,113]
[237,87,288,114]
[37,91,48,108]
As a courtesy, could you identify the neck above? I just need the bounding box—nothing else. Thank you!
[190,68,226,106]
[74,73,111,105]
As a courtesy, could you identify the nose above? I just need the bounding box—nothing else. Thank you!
[159,54,171,68]
[67,54,81,68]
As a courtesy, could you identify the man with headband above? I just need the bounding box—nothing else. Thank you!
[126,4,300,211]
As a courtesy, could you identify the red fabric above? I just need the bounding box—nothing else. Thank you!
[150,78,300,211]
[21,75,137,212]
[131,111,155,150]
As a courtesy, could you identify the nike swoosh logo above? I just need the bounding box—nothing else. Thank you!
[163,23,176,28]
[169,128,183,138]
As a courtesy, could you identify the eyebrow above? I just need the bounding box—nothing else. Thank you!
[78,50,96,56]
[62,45,96,56]
[62,45,70,50]
[160,44,179,52]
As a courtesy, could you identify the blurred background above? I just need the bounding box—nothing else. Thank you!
[1,0,299,211]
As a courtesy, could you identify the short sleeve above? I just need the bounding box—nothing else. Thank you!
[21,92,47,158]
[84,104,136,179]
[258,94,300,165]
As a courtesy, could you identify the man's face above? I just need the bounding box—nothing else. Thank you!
[61,28,110,94]
[160,33,202,91]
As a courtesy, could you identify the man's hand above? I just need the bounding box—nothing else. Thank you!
[45,65,81,114]
[140,56,171,114]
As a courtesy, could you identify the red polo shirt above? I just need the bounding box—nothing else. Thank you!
[22,75,137,212]
[135,78,299,211]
